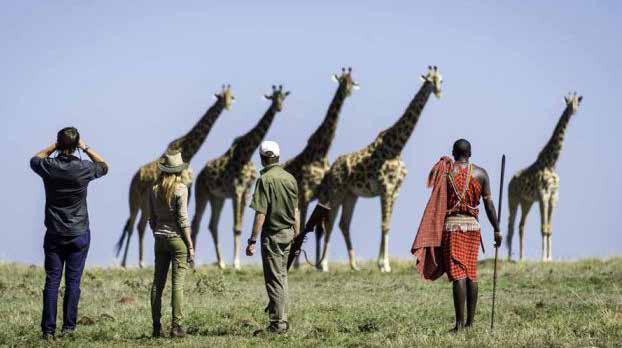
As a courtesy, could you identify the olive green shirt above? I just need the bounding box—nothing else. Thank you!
[250,164,298,232]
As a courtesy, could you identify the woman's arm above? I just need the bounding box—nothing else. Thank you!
[175,185,195,263]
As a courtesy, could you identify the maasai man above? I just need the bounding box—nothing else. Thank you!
[411,139,502,333]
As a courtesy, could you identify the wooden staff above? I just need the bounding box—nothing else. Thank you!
[491,154,505,331]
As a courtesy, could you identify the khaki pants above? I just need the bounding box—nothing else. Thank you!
[151,235,188,327]
[261,227,294,328]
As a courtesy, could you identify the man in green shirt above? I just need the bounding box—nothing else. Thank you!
[246,140,300,334]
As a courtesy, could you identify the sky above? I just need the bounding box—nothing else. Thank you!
[1,1,621,267]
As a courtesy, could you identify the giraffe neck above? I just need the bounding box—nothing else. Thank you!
[300,84,348,160]
[230,105,278,163]
[167,99,225,162]
[534,105,573,169]
[372,81,433,158]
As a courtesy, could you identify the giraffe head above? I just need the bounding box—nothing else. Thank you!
[420,66,443,98]
[331,67,360,96]
[564,92,582,114]
[214,84,235,110]
[264,85,290,112]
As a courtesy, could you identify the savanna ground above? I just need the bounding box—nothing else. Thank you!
[0,258,621,347]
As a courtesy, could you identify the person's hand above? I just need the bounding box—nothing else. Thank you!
[494,231,502,248]
[187,247,195,267]
[78,139,87,151]
[246,244,256,256]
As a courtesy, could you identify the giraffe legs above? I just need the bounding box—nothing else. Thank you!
[378,193,396,273]
[293,199,309,269]
[506,193,519,260]
[518,200,533,261]
[137,213,148,268]
[208,197,226,269]
[339,193,360,271]
[318,202,340,272]
[191,187,209,251]
[544,191,558,261]
[538,193,551,262]
[232,191,248,270]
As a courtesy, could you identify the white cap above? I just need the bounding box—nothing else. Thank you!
[259,140,280,158]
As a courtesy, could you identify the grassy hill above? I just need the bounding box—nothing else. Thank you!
[0,258,620,347]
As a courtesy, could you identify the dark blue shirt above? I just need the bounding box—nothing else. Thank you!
[30,154,108,236]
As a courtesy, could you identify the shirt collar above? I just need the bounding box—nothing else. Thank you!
[260,163,280,174]
[57,153,80,162]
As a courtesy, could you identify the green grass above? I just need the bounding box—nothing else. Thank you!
[0,258,621,347]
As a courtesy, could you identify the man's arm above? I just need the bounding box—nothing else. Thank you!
[247,178,268,256]
[79,139,109,166]
[34,143,57,159]
[246,211,265,256]
[251,212,265,241]
[293,207,300,237]
[477,166,502,247]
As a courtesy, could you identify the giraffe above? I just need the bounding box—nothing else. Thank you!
[316,66,442,272]
[192,85,290,269]
[116,85,234,268]
[284,67,358,267]
[507,92,582,262]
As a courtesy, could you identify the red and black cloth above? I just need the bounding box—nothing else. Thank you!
[412,158,482,282]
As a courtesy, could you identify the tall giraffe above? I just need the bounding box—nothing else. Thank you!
[116,85,234,267]
[284,67,358,267]
[192,85,290,269]
[507,92,582,262]
[316,66,442,273]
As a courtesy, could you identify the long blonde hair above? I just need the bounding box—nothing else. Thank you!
[154,167,193,206]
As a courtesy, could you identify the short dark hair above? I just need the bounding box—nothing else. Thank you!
[260,154,279,166]
[452,138,471,159]
[57,127,80,153]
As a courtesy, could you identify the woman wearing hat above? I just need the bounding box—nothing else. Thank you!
[148,150,195,338]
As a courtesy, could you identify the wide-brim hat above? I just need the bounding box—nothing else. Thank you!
[158,150,188,173]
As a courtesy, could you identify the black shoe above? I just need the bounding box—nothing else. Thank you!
[152,323,163,338]
[60,328,75,337]
[170,324,186,338]
[267,324,288,334]
[41,332,55,341]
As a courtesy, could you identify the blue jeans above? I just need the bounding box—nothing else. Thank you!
[41,231,90,334]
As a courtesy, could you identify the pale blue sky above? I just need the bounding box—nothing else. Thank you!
[2,1,620,266]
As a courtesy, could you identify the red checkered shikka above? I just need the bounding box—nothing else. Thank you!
[442,228,481,281]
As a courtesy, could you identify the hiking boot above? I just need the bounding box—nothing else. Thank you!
[60,328,75,337]
[170,324,186,338]
[152,323,163,338]
[267,324,288,334]
[253,322,288,336]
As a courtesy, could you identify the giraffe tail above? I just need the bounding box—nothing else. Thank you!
[115,219,132,257]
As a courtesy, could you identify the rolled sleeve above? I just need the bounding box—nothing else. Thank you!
[30,156,46,178]
[91,162,109,179]
[174,185,190,229]
[249,178,269,214]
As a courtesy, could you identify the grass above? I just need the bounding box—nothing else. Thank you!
[0,258,621,347]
